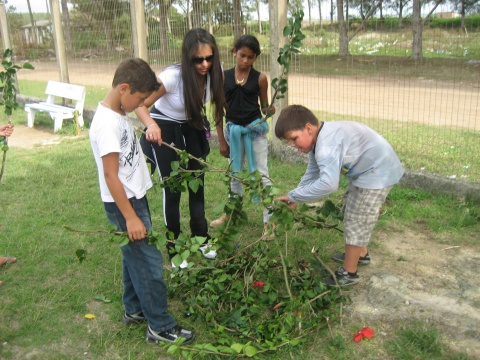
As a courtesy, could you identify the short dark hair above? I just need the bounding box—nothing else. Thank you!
[275,105,319,139]
[112,58,160,94]
[233,35,261,56]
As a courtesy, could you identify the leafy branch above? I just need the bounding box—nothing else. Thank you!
[255,9,306,126]
[0,49,34,182]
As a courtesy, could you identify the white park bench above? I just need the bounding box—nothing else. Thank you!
[24,80,86,132]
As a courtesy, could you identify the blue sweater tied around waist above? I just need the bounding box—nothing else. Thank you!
[226,118,269,174]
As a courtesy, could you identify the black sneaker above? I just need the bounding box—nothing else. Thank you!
[332,252,371,265]
[146,325,195,344]
[123,311,146,326]
[323,266,360,287]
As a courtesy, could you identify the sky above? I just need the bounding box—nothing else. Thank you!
[3,0,50,13]
[4,0,450,19]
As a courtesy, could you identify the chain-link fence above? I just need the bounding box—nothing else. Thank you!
[2,0,480,184]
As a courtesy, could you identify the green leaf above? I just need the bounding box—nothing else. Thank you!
[283,26,292,37]
[244,345,258,357]
[94,294,112,303]
[75,249,87,263]
[230,343,243,354]
[188,178,200,193]
[166,344,179,354]
[290,339,300,346]
[22,62,35,70]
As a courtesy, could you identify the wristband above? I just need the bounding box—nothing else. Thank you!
[147,123,158,129]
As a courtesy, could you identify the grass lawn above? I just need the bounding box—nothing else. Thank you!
[0,125,478,358]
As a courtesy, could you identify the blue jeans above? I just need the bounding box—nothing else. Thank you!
[104,196,176,332]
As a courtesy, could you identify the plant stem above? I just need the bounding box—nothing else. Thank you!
[279,250,293,300]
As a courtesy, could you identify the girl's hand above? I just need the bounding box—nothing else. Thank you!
[145,123,162,145]
[262,104,276,117]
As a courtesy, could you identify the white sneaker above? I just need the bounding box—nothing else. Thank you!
[199,244,217,260]
[171,259,188,269]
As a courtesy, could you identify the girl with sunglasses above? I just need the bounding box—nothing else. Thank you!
[136,28,226,268]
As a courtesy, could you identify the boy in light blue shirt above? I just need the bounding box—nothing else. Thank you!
[275,105,404,286]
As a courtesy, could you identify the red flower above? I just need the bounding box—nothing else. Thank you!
[353,327,375,342]
[253,280,265,288]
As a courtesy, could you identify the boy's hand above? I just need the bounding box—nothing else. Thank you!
[275,195,298,209]
[126,216,147,241]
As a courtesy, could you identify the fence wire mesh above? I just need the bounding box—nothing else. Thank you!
[3,0,480,183]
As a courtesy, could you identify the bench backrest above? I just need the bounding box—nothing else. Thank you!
[45,81,86,111]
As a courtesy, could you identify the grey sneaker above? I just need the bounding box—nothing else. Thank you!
[146,325,195,344]
[323,266,360,287]
[123,311,146,326]
[332,252,371,265]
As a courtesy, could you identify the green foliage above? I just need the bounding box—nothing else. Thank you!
[165,239,345,358]
[272,9,306,101]
[0,49,34,117]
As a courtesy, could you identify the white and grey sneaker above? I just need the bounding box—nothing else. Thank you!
[123,311,146,326]
[323,266,360,287]
[199,244,217,260]
[171,259,189,269]
[146,324,195,344]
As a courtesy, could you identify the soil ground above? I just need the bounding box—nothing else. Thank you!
[10,61,480,358]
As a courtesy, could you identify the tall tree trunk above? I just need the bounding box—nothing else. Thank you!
[337,0,349,55]
[330,0,335,30]
[317,0,323,28]
[192,0,202,28]
[207,0,213,34]
[158,2,171,53]
[26,0,37,45]
[233,0,242,42]
[61,0,72,53]
[256,0,262,34]
[398,0,404,28]
[346,0,349,31]
[307,0,312,26]
[460,0,466,33]
[411,0,422,59]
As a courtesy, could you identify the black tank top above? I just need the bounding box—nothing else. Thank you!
[224,67,262,125]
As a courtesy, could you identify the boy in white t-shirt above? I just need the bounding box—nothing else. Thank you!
[90,58,194,344]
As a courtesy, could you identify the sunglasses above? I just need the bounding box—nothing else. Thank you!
[192,55,214,64]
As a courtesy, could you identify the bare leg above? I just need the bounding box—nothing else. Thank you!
[343,245,368,273]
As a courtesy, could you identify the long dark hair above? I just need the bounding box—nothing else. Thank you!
[181,28,225,129]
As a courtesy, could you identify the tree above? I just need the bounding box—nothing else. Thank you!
[411,0,422,58]
[145,0,174,53]
[69,0,130,52]
[233,0,242,42]
[317,0,323,28]
[422,0,446,25]
[330,0,336,29]
[61,0,72,52]
[337,0,349,55]
[26,0,36,45]
[385,0,412,28]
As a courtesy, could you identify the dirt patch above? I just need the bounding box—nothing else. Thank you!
[8,125,62,149]
[344,228,480,357]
